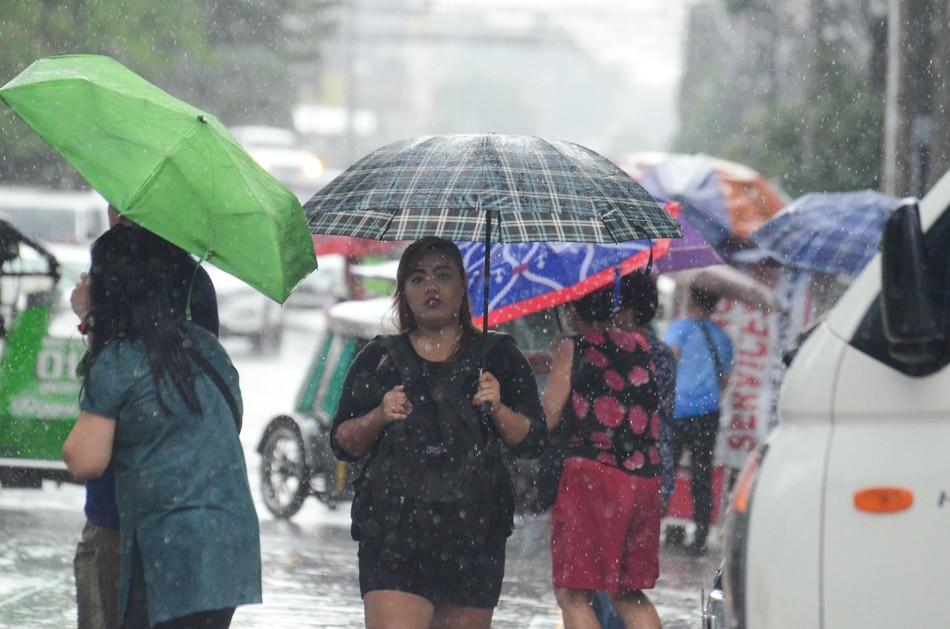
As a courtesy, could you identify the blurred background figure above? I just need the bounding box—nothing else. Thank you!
[663,285,734,556]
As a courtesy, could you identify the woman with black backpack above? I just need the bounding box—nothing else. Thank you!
[331,237,546,628]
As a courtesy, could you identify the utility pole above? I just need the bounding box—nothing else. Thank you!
[341,0,358,166]
[884,0,935,197]
[930,1,950,189]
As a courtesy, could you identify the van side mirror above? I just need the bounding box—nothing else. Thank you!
[880,201,944,364]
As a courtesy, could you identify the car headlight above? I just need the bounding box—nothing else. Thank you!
[302,154,323,179]
[720,444,767,629]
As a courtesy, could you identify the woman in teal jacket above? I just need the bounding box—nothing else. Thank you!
[63,227,261,628]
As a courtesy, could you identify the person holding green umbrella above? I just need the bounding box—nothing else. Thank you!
[63,226,261,629]
[69,208,219,629]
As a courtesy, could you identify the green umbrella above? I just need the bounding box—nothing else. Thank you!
[0,54,315,303]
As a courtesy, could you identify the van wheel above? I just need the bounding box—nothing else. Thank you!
[260,425,309,519]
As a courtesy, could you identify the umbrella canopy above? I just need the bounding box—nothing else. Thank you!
[304,134,680,244]
[0,54,315,303]
[668,265,782,312]
[652,201,723,273]
[304,134,682,334]
[748,190,901,277]
[458,239,665,328]
[455,199,716,328]
[615,151,788,253]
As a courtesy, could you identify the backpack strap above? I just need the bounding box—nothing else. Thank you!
[695,320,728,391]
[378,332,506,446]
[695,320,723,375]
[378,334,426,398]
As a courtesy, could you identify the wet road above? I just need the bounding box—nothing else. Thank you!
[0,488,715,628]
[0,316,716,628]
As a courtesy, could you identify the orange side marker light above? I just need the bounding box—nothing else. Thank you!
[854,487,913,513]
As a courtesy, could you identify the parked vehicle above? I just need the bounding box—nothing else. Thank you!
[704,170,950,628]
[282,254,348,310]
[0,186,108,245]
[0,219,84,488]
[257,297,389,516]
[230,125,326,201]
[203,264,284,355]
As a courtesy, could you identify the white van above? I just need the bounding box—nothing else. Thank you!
[704,169,950,628]
[0,186,108,245]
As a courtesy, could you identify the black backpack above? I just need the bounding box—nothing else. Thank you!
[350,332,515,550]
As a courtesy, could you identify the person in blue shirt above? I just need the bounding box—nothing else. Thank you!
[663,286,734,556]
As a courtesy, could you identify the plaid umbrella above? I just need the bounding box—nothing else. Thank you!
[749,190,900,276]
[304,134,682,338]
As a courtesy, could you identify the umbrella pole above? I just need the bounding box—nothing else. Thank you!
[480,209,493,420]
[481,209,492,368]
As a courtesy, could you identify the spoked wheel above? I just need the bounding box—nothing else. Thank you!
[260,424,310,519]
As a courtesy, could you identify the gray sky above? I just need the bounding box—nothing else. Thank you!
[429,0,693,87]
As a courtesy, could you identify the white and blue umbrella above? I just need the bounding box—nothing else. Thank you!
[457,240,658,328]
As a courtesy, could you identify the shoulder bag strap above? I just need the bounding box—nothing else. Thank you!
[187,348,241,430]
[696,320,727,389]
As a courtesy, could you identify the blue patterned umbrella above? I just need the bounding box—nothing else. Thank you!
[458,240,658,327]
[456,201,717,328]
[304,134,682,337]
[749,190,900,276]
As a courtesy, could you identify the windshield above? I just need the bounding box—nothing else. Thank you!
[0,207,105,244]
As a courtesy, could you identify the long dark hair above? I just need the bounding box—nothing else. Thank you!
[393,237,480,338]
[83,225,201,412]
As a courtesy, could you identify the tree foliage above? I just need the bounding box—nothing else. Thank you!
[675,52,884,198]
[728,57,884,197]
[0,0,335,187]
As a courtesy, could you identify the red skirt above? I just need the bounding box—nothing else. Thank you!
[550,457,662,592]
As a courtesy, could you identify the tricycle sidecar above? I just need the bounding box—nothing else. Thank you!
[0,218,86,488]
[257,297,395,518]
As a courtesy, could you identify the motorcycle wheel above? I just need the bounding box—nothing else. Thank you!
[260,424,310,519]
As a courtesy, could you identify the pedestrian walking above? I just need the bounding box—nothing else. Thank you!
[330,237,546,628]
[663,285,734,556]
[590,271,678,629]
[63,226,260,628]
[542,284,663,629]
[617,272,677,512]
[68,208,218,629]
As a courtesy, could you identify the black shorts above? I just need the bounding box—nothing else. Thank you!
[358,533,506,608]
